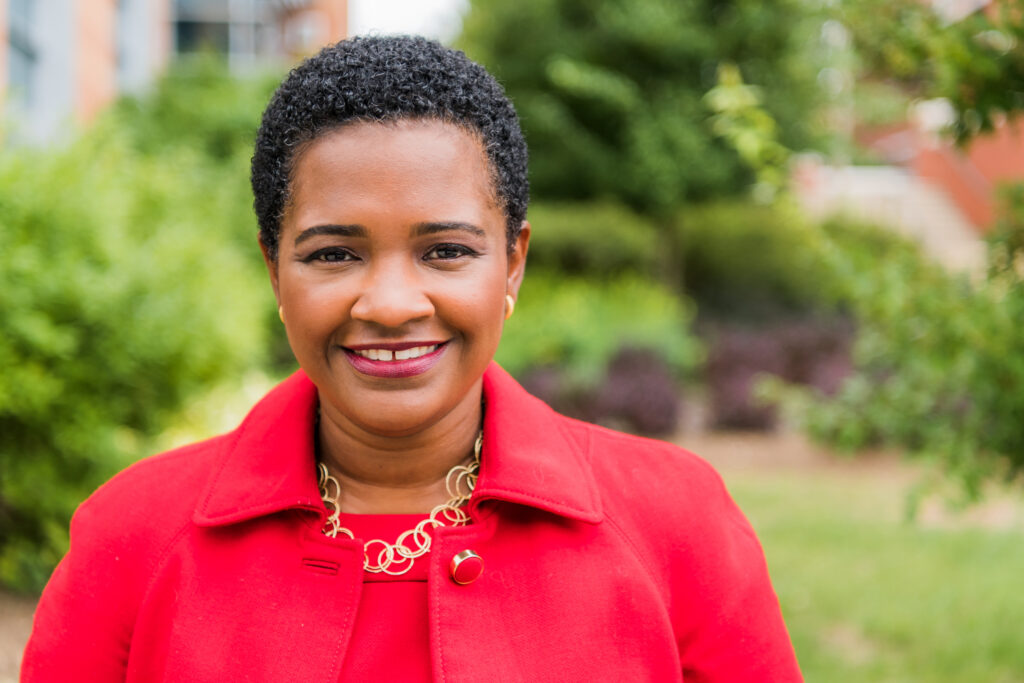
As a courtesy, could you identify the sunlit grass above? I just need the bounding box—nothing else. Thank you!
[724,466,1024,683]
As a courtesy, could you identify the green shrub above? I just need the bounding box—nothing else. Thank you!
[526,201,661,276]
[527,199,851,324]
[678,201,839,321]
[496,269,703,387]
[0,125,269,592]
[769,213,1024,497]
[112,57,294,370]
[460,0,822,212]
[111,53,280,165]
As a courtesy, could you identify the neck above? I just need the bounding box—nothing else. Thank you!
[315,387,483,515]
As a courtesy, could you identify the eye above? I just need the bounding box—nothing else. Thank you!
[306,247,357,263]
[425,243,476,260]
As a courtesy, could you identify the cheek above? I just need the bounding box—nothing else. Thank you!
[467,270,508,309]
[281,278,354,334]
[438,279,506,338]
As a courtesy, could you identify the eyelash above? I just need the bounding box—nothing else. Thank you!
[302,243,478,264]
[305,248,356,263]
[425,243,477,260]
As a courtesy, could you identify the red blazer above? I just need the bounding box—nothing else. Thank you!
[23,364,801,682]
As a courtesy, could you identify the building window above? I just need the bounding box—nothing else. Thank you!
[173,0,279,67]
[176,20,232,53]
[8,0,36,106]
[116,0,130,86]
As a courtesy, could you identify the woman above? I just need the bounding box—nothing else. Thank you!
[22,36,801,681]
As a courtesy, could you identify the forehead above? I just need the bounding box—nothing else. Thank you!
[285,119,498,229]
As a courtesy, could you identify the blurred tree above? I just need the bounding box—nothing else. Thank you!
[112,56,296,370]
[0,58,280,592]
[763,208,1024,500]
[0,129,269,591]
[459,0,822,214]
[111,54,281,252]
[771,0,1024,495]
[838,0,1024,142]
[704,63,792,201]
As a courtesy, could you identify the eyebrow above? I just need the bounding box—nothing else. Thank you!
[413,221,487,238]
[293,221,487,247]
[294,224,367,246]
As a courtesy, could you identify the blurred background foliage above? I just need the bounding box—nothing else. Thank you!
[1,0,1022,626]
[838,0,1024,142]
[0,57,279,590]
[768,199,1024,502]
[458,0,823,214]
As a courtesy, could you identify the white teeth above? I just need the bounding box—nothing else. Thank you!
[355,345,438,361]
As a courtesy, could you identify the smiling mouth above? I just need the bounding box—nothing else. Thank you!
[342,341,448,378]
[350,344,440,362]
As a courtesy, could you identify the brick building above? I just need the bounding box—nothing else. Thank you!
[1,0,347,144]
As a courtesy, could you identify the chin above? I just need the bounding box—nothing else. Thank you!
[351,409,438,437]
[330,385,452,436]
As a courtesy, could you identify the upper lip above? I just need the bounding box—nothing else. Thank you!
[343,341,446,352]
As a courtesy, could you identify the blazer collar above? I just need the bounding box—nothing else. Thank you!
[194,364,602,527]
[473,364,602,523]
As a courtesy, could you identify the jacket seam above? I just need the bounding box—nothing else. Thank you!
[128,519,194,660]
[325,529,356,683]
[472,487,596,519]
[195,499,324,527]
[554,416,602,514]
[602,512,662,592]
[194,416,249,520]
[432,548,448,683]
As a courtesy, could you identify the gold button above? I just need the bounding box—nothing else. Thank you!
[449,549,484,585]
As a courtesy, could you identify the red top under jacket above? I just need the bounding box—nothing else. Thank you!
[337,513,431,682]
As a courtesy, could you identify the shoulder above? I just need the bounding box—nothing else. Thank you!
[72,433,229,559]
[558,416,736,524]
[24,427,246,678]
[26,433,232,667]
[554,413,768,596]
[558,416,790,628]
[82,433,227,514]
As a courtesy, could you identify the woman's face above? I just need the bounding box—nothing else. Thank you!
[264,119,529,437]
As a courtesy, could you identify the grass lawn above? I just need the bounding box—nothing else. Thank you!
[714,447,1024,683]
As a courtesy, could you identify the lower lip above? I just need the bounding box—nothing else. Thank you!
[343,343,447,378]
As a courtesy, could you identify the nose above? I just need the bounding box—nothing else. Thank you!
[349,258,435,327]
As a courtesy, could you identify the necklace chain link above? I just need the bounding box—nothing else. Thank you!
[317,431,482,575]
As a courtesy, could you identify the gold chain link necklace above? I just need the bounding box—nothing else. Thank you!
[316,431,482,576]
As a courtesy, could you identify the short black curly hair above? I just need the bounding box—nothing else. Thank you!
[251,35,529,259]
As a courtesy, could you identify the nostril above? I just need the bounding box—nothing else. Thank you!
[350,287,435,326]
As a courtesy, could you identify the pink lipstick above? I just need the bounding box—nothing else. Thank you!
[342,341,447,378]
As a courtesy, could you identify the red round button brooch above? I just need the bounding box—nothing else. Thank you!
[449,549,484,585]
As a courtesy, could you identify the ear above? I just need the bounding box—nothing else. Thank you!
[259,235,281,304]
[505,220,531,298]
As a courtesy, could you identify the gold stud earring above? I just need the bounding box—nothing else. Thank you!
[504,295,515,320]
[278,306,284,323]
